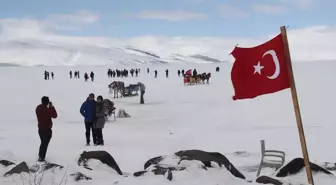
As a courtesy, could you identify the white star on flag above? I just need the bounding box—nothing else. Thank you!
[253,62,264,75]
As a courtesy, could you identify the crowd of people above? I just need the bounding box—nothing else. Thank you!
[107,68,141,78]
[36,66,219,162]
[35,93,110,162]
[47,67,219,81]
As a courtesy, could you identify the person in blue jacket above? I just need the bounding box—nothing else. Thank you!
[80,93,97,146]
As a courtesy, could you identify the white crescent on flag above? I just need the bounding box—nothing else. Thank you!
[263,50,280,80]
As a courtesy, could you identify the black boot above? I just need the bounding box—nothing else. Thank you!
[96,139,104,146]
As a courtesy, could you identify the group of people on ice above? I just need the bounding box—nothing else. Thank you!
[35,93,116,161]
[84,71,95,81]
[69,70,94,81]
[69,71,81,79]
[146,68,200,78]
[35,65,219,163]
[44,71,54,80]
[46,67,218,81]
[80,93,109,146]
[107,68,141,78]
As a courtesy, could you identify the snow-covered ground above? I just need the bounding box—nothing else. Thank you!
[0,62,335,185]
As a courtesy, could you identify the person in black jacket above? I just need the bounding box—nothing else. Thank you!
[165,69,169,78]
[138,82,146,104]
[90,71,95,81]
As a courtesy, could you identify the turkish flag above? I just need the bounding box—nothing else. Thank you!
[231,33,290,100]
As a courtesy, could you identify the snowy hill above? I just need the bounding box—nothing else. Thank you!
[0,39,228,66]
[2,21,336,66]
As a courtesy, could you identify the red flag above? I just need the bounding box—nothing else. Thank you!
[231,33,290,100]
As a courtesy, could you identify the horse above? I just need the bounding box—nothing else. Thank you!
[200,73,211,83]
[108,81,125,98]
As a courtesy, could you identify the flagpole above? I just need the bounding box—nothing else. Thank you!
[280,26,314,185]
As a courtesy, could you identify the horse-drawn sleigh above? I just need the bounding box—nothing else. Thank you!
[183,69,211,85]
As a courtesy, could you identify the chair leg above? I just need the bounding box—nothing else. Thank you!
[256,162,263,177]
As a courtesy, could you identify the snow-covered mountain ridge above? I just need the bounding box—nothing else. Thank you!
[0,38,227,66]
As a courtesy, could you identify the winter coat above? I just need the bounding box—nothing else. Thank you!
[80,100,96,122]
[94,102,106,129]
[138,82,146,92]
[36,104,58,129]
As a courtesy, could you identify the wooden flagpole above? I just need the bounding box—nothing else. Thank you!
[280,26,314,185]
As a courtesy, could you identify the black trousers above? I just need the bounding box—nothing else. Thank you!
[94,128,103,144]
[140,91,145,104]
[85,121,96,144]
[38,128,52,160]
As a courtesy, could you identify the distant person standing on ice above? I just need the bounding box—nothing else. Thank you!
[94,95,106,146]
[177,70,181,77]
[130,69,134,77]
[69,71,73,79]
[154,70,158,78]
[165,69,169,78]
[35,96,58,162]
[80,93,97,146]
[147,68,150,73]
[138,82,146,104]
[51,72,54,79]
[44,71,48,80]
[84,73,89,82]
[90,71,95,81]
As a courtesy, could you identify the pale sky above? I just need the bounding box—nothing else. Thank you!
[0,0,335,62]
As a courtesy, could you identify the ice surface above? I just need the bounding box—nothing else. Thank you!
[0,62,335,184]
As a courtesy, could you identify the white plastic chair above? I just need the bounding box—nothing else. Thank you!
[256,140,285,176]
